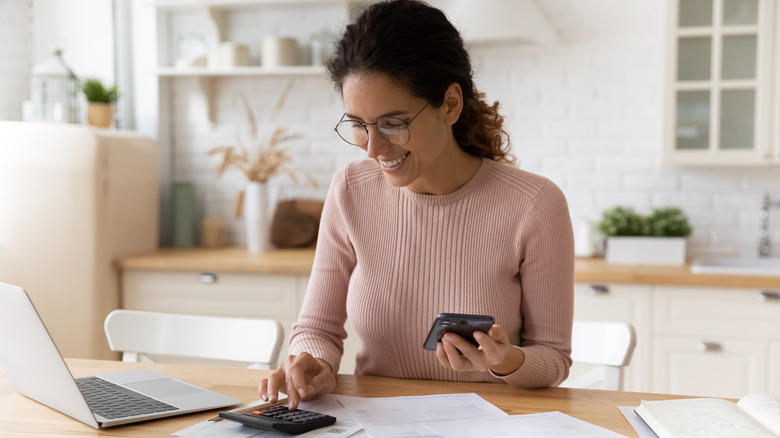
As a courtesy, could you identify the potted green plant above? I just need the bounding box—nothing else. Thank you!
[598,206,692,266]
[81,78,118,128]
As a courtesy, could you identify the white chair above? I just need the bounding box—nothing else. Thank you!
[560,320,637,391]
[104,310,283,369]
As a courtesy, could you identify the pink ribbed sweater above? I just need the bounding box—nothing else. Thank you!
[289,158,574,387]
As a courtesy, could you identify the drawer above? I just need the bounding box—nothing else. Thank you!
[574,283,652,324]
[654,286,780,338]
[653,334,768,398]
[122,270,306,319]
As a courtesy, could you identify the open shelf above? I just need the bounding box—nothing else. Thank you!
[150,0,350,10]
[155,65,327,77]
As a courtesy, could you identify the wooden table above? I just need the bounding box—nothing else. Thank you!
[0,359,691,437]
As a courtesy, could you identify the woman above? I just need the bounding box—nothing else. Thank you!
[261,0,574,409]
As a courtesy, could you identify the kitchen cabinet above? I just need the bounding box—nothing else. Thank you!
[575,282,780,397]
[119,251,780,393]
[653,286,780,397]
[573,283,652,392]
[121,268,360,373]
[663,0,780,165]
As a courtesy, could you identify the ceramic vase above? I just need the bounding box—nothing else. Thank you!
[244,181,271,253]
[171,181,196,248]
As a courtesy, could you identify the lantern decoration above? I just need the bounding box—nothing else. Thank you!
[29,48,81,123]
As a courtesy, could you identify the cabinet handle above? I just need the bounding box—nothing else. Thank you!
[697,341,722,352]
[756,291,780,302]
[197,272,218,284]
[586,284,609,296]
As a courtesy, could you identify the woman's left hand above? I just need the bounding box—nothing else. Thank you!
[435,324,525,376]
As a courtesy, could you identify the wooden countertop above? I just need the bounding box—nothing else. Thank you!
[115,247,315,275]
[116,247,780,289]
[573,257,780,288]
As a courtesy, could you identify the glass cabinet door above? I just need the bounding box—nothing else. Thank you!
[665,0,774,165]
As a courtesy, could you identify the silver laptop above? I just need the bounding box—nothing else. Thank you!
[0,282,241,428]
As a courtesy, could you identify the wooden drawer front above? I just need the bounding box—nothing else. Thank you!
[653,335,767,398]
[122,271,303,319]
[654,286,780,337]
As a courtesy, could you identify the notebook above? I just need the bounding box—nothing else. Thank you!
[0,282,241,428]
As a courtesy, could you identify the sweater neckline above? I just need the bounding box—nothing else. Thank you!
[400,158,492,206]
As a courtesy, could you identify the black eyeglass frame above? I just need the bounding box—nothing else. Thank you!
[334,101,431,147]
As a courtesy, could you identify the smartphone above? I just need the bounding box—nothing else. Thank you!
[422,313,495,351]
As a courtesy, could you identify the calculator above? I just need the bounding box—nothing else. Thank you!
[219,404,337,435]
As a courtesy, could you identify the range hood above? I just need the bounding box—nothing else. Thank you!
[433,0,560,45]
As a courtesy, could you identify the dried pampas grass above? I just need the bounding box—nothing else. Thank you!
[208,81,317,187]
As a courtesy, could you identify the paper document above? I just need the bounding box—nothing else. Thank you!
[426,411,629,438]
[337,392,507,425]
[335,393,507,437]
[174,392,628,438]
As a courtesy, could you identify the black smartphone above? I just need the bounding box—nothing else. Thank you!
[422,313,495,351]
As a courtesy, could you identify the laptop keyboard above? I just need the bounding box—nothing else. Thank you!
[76,376,178,419]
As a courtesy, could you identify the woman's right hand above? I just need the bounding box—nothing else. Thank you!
[259,352,337,410]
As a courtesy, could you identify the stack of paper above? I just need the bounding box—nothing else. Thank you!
[175,393,629,438]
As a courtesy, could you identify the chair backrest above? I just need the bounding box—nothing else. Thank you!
[104,310,283,369]
[561,320,637,391]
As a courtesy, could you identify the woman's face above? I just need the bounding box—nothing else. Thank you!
[341,72,462,194]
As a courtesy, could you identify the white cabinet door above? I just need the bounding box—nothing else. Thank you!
[653,335,767,398]
[653,285,779,397]
[573,283,652,392]
[664,0,779,165]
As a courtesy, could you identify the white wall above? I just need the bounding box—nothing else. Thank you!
[160,0,780,258]
[0,0,114,122]
[0,0,31,120]
[32,0,114,82]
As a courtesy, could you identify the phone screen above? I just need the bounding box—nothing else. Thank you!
[422,313,495,351]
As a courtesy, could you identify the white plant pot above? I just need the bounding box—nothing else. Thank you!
[605,237,687,266]
[244,181,272,253]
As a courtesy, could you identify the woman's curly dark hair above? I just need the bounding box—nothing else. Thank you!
[326,0,514,164]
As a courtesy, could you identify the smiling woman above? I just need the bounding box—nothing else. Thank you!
[339,72,476,195]
[260,0,576,411]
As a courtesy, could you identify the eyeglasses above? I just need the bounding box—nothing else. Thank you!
[334,101,431,147]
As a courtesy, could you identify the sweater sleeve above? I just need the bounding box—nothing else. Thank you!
[494,179,574,387]
[287,166,355,373]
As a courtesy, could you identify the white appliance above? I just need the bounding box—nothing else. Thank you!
[0,122,159,360]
